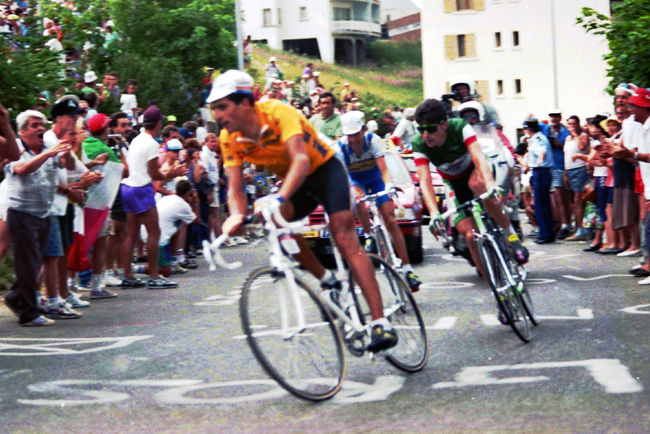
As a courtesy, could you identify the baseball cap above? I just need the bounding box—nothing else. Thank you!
[367,120,378,133]
[178,127,194,139]
[628,88,650,108]
[165,139,183,151]
[87,113,110,133]
[143,107,164,122]
[269,56,276,62]
[548,108,561,116]
[600,116,621,131]
[7,14,19,20]
[167,115,177,122]
[341,111,365,135]
[84,71,98,83]
[313,71,321,77]
[523,117,539,128]
[206,70,254,104]
[50,96,85,118]
[344,83,350,86]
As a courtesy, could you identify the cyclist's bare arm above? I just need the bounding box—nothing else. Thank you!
[416,164,440,215]
[222,166,249,234]
[278,134,310,201]
[376,156,393,186]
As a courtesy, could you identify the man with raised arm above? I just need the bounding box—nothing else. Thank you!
[209,70,397,352]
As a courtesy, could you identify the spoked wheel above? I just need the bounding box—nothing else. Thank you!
[349,255,429,372]
[478,238,531,343]
[375,228,393,267]
[240,267,346,401]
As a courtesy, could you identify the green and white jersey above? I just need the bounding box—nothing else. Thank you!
[412,118,478,180]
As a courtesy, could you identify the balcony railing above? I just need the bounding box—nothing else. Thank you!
[332,20,381,37]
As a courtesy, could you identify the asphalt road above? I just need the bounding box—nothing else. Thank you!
[2,227,650,434]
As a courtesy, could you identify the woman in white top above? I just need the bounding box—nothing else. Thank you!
[563,115,591,240]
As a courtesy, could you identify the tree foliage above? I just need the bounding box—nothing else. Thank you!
[4,0,237,123]
[577,1,650,93]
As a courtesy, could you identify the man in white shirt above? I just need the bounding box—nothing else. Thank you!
[119,107,187,289]
[133,180,198,278]
[200,133,222,239]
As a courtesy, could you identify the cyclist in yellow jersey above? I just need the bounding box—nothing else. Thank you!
[209,70,397,352]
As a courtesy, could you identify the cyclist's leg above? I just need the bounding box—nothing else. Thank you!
[468,166,528,263]
[378,200,409,265]
[456,216,485,280]
[329,209,384,321]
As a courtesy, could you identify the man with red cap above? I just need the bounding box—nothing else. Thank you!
[613,88,650,284]
[82,114,123,298]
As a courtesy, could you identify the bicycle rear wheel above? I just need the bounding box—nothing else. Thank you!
[350,255,429,372]
[477,238,531,343]
[240,267,346,401]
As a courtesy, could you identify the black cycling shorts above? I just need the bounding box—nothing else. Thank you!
[444,165,475,225]
[290,157,352,220]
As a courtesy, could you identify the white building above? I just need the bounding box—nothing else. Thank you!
[241,0,382,65]
[420,0,613,142]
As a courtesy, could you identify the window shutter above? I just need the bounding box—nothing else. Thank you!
[466,33,477,57]
[444,0,455,13]
[476,80,489,103]
[445,35,458,60]
[474,0,485,11]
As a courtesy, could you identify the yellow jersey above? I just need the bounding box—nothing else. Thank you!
[219,100,335,178]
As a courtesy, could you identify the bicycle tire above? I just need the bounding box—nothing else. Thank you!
[477,238,531,343]
[349,255,429,372]
[516,280,538,326]
[240,267,346,401]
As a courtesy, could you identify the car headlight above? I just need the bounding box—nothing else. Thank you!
[395,207,416,221]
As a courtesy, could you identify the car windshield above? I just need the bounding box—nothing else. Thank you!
[385,153,412,185]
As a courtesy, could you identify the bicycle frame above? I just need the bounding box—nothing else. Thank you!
[358,192,402,268]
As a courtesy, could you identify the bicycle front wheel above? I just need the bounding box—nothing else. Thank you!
[478,238,531,343]
[240,267,346,401]
[350,255,429,372]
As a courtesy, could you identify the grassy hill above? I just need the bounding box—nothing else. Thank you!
[248,43,423,110]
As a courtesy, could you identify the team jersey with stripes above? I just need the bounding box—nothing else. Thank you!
[411,118,478,180]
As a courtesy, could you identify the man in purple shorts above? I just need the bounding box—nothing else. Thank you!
[119,107,187,289]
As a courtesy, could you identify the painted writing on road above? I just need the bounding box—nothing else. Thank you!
[0,336,152,356]
[17,376,404,406]
[432,359,642,394]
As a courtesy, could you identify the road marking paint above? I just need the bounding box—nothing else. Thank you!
[441,254,470,262]
[537,309,593,320]
[432,359,642,394]
[563,274,632,281]
[18,377,403,406]
[431,316,458,329]
[538,254,579,261]
[232,322,329,340]
[526,278,557,285]
[420,281,474,290]
[480,314,501,326]
[619,304,650,315]
[0,336,152,357]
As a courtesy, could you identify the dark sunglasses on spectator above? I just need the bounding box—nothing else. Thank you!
[417,123,441,134]
[461,113,478,122]
[118,122,131,127]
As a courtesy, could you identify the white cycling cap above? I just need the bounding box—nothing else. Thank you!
[341,110,365,135]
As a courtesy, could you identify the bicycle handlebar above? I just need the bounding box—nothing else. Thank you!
[439,190,495,220]
[202,235,244,272]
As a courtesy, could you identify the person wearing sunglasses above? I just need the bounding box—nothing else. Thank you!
[411,99,529,295]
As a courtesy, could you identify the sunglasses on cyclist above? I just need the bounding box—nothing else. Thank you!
[461,113,478,122]
[417,123,440,134]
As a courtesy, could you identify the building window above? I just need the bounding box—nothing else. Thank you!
[333,7,351,21]
[495,32,501,48]
[457,34,466,57]
[515,79,522,94]
[445,0,485,12]
[277,8,281,25]
[299,6,307,21]
[445,34,476,60]
[513,31,520,47]
[263,8,271,26]
[497,80,503,95]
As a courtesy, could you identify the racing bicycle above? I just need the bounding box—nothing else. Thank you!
[434,190,538,343]
[203,204,429,401]
[357,189,403,268]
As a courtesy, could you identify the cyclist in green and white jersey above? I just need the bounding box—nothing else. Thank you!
[412,99,529,279]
